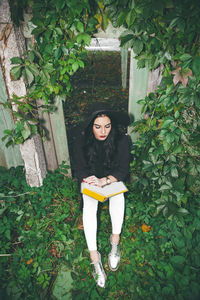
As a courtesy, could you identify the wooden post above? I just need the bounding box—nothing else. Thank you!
[121,46,128,89]
[0,0,47,186]
[128,50,149,141]
[128,50,163,141]
[49,96,71,173]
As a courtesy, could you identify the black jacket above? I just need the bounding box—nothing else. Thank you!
[73,133,131,186]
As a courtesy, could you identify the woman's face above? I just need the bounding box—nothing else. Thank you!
[93,115,111,141]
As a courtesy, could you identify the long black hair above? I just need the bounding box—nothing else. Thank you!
[83,113,120,173]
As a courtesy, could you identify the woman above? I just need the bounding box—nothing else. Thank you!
[73,102,130,288]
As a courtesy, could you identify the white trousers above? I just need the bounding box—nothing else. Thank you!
[82,193,125,251]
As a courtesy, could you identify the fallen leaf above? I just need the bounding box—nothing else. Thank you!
[141,223,152,232]
[27,258,33,265]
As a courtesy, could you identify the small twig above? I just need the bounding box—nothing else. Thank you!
[12,241,22,245]
[149,108,155,128]
[0,254,12,257]
[1,191,34,198]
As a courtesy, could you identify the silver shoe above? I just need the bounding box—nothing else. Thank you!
[108,237,120,271]
[91,252,107,288]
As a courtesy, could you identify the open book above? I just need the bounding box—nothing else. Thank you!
[81,181,128,202]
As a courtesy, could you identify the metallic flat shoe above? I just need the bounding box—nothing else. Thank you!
[108,237,121,271]
[91,252,107,288]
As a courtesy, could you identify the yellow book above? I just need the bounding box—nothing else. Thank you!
[81,181,128,202]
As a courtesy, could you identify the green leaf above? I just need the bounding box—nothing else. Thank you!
[53,47,61,60]
[161,118,174,129]
[78,60,84,68]
[43,63,54,74]
[173,237,185,248]
[126,9,136,27]
[72,62,79,72]
[166,133,174,143]
[30,124,38,135]
[170,255,185,265]
[169,17,179,29]
[120,34,134,47]
[173,178,185,193]
[76,21,84,33]
[76,33,91,45]
[174,110,180,119]
[0,207,7,215]
[173,144,183,154]
[55,27,63,35]
[28,64,39,76]
[10,57,23,64]
[192,56,200,77]
[163,140,171,151]
[102,14,109,31]
[5,229,11,240]
[159,184,171,191]
[179,54,192,61]
[6,139,13,147]
[10,66,22,80]
[132,39,143,55]
[29,51,35,62]
[15,137,24,144]
[21,126,31,140]
[171,167,178,178]
[55,0,66,11]
[116,11,128,26]
[22,68,34,85]
[3,129,13,136]
[177,208,189,214]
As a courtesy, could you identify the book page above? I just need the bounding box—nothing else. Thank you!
[81,181,128,197]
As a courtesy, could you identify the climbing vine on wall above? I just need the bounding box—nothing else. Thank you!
[3,0,99,146]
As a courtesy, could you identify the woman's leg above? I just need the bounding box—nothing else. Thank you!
[108,193,125,271]
[82,194,99,262]
[109,193,125,244]
[83,194,107,287]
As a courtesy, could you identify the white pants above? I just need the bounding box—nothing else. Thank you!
[82,193,125,251]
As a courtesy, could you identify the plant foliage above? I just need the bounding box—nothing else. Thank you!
[1,0,200,299]
[3,0,99,146]
[0,164,199,299]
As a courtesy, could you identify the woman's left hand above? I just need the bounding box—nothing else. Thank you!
[83,176,106,187]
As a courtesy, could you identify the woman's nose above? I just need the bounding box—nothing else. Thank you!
[101,127,105,134]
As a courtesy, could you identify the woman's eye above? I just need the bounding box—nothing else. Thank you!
[105,124,111,128]
[95,125,100,129]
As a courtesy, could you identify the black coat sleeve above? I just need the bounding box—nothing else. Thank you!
[110,134,131,181]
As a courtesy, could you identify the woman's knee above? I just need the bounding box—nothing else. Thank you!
[83,195,98,212]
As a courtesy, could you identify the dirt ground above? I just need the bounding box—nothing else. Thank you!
[63,51,130,128]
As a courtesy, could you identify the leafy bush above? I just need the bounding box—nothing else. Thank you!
[1,0,200,299]
[0,165,199,299]
[0,165,81,299]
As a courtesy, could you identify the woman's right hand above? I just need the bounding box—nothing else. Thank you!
[83,176,107,187]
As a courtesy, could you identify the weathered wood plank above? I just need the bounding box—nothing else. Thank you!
[49,97,71,173]
[37,100,58,171]
[128,50,149,140]
[121,46,128,89]
[0,66,23,168]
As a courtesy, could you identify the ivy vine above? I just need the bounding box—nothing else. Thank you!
[3,0,99,146]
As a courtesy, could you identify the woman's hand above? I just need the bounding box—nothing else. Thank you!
[83,176,107,187]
